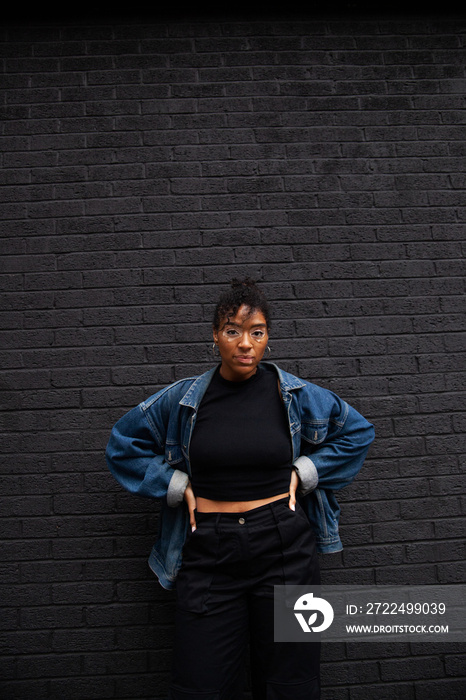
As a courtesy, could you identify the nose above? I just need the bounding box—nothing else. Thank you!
[238,331,253,349]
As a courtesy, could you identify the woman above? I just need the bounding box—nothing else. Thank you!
[106,279,375,700]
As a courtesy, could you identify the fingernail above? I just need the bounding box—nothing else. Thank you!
[290,503,295,511]
[192,526,196,532]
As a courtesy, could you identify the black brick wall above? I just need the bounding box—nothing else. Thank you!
[1,9,465,700]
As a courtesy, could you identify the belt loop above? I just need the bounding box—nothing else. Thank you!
[215,513,222,533]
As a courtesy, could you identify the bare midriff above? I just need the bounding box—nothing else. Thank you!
[196,492,289,513]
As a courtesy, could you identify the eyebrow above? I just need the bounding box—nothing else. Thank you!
[223,321,267,329]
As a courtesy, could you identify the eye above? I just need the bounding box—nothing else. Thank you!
[224,328,241,337]
[251,330,266,340]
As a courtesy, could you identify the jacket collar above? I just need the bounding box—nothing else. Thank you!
[179,366,217,410]
[179,362,305,410]
[264,361,306,391]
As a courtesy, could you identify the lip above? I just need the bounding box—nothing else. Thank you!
[235,355,255,364]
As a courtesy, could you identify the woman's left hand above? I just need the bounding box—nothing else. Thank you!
[289,468,299,511]
[184,482,197,531]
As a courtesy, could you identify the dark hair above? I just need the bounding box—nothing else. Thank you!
[213,278,271,330]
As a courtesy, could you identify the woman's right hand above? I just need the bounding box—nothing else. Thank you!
[184,482,197,532]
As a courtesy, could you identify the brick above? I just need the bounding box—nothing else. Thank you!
[16,652,82,678]
[373,520,434,543]
[349,683,415,700]
[375,564,440,585]
[415,678,466,700]
[381,656,444,682]
[321,659,380,686]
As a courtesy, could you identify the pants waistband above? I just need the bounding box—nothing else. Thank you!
[194,496,290,528]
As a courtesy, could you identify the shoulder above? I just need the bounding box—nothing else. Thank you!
[140,377,196,409]
[262,362,345,414]
[140,367,217,413]
[261,361,313,392]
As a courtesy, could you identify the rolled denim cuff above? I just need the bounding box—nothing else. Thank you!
[293,455,319,495]
[166,469,189,507]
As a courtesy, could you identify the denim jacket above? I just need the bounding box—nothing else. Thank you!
[106,362,374,590]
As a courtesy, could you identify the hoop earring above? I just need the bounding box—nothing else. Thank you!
[267,345,271,355]
[212,343,219,357]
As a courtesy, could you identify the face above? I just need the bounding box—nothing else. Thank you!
[213,304,269,382]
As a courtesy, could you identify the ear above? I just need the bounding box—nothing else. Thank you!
[212,326,218,344]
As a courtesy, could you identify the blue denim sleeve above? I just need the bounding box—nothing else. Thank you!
[298,390,375,492]
[105,403,180,501]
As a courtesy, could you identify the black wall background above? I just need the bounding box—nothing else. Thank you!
[1,7,465,699]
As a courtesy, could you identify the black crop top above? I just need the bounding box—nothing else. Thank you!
[189,364,293,500]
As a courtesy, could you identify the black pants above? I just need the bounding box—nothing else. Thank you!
[169,497,321,700]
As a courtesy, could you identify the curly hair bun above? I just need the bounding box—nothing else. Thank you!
[230,277,256,289]
[213,278,270,330]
